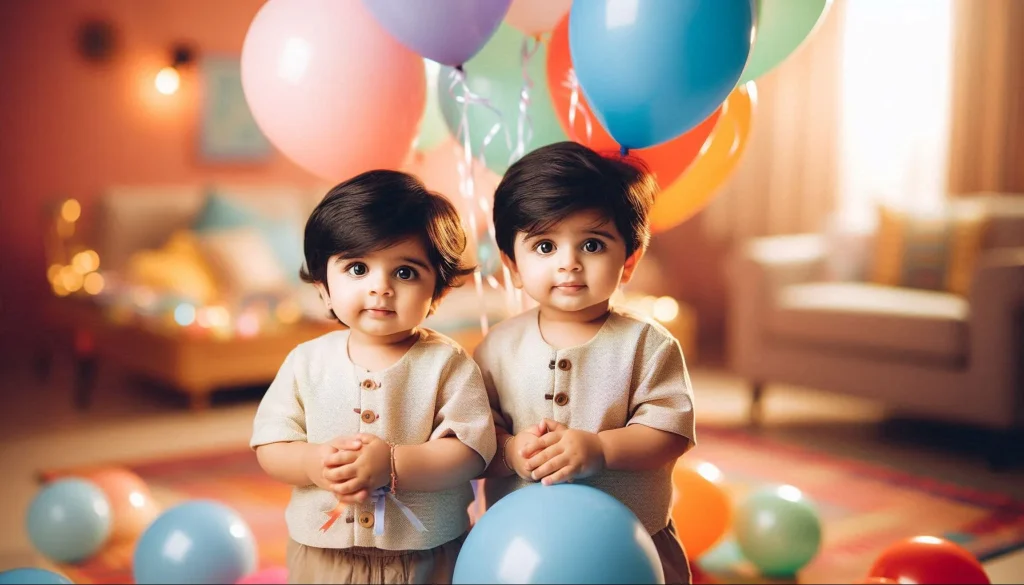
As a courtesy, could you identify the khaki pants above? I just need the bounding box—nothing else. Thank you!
[654,520,693,585]
[286,535,465,585]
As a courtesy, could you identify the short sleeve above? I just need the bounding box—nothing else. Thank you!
[250,350,307,449]
[430,351,498,466]
[627,338,696,450]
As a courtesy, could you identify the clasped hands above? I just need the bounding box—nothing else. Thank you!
[304,433,390,505]
[506,419,605,486]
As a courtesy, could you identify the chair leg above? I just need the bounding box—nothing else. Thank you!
[749,382,765,427]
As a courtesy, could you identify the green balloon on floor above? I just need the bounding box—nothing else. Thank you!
[733,484,822,576]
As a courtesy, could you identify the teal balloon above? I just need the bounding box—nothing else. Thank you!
[26,479,111,564]
[415,59,450,153]
[740,0,832,83]
[133,500,257,585]
[733,485,822,576]
[454,484,663,584]
[438,24,567,175]
[0,568,73,584]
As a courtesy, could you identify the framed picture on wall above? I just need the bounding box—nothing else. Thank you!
[198,55,272,163]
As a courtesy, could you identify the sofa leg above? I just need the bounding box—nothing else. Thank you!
[749,382,765,427]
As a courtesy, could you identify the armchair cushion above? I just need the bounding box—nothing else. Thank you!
[869,204,988,296]
[768,282,968,362]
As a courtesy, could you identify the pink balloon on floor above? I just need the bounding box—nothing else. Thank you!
[241,0,426,182]
[401,139,499,238]
[81,468,161,543]
[236,566,288,584]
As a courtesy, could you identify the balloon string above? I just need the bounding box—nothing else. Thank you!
[447,68,523,319]
[449,67,491,336]
[563,68,593,145]
[510,35,540,165]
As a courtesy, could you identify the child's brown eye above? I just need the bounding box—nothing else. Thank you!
[582,239,604,253]
[395,266,417,280]
[535,241,554,254]
[347,263,367,276]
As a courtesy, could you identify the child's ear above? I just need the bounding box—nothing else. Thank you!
[500,252,523,289]
[314,282,331,308]
[620,249,645,286]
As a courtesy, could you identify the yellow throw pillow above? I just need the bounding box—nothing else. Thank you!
[869,205,988,296]
[125,231,221,304]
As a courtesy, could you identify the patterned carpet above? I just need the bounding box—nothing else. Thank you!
[43,426,1024,584]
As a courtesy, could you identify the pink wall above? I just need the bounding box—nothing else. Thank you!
[0,0,323,353]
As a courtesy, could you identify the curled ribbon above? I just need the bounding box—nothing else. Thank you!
[510,35,540,165]
[319,487,427,536]
[562,68,594,145]
[447,67,521,333]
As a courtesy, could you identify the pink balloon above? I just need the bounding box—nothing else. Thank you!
[402,139,499,238]
[505,0,573,36]
[236,566,288,584]
[241,0,426,182]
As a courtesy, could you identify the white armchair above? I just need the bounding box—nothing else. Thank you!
[727,194,1024,467]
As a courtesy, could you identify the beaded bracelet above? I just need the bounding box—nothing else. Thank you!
[388,442,398,496]
[501,435,516,473]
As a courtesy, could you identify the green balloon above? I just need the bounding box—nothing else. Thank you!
[733,485,822,576]
[740,0,831,83]
[438,24,567,175]
[415,59,449,153]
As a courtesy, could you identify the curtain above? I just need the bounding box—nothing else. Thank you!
[947,0,1024,195]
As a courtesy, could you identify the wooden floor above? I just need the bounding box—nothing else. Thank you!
[1,356,1021,582]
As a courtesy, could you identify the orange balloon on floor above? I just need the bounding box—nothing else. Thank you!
[670,459,732,560]
[82,468,161,543]
[545,14,721,190]
[649,81,757,234]
[868,536,990,584]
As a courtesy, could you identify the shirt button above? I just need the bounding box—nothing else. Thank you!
[360,410,377,424]
[358,512,374,529]
[361,379,378,390]
[554,392,569,406]
[557,359,571,371]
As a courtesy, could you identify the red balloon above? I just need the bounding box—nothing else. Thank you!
[854,578,897,584]
[869,536,990,584]
[545,14,721,190]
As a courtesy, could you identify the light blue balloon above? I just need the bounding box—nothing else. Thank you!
[569,0,754,149]
[0,568,73,584]
[133,500,257,585]
[26,478,111,564]
[454,484,663,584]
[733,485,822,576]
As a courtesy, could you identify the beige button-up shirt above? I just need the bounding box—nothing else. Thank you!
[251,328,496,551]
[475,306,696,534]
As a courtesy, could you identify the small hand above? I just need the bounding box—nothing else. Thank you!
[507,423,547,481]
[323,433,391,503]
[526,419,605,485]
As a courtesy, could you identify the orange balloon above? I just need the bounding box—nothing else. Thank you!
[670,459,731,560]
[855,579,898,584]
[82,468,161,543]
[869,536,990,584]
[649,82,757,234]
[545,14,721,190]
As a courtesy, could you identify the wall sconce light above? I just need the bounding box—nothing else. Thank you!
[155,43,196,96]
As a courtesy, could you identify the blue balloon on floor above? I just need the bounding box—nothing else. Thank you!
[27,478,111,563]
[133,500,257,584]
[0,568,73,584]
[454,484,663,584]
[733,484,822,576]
